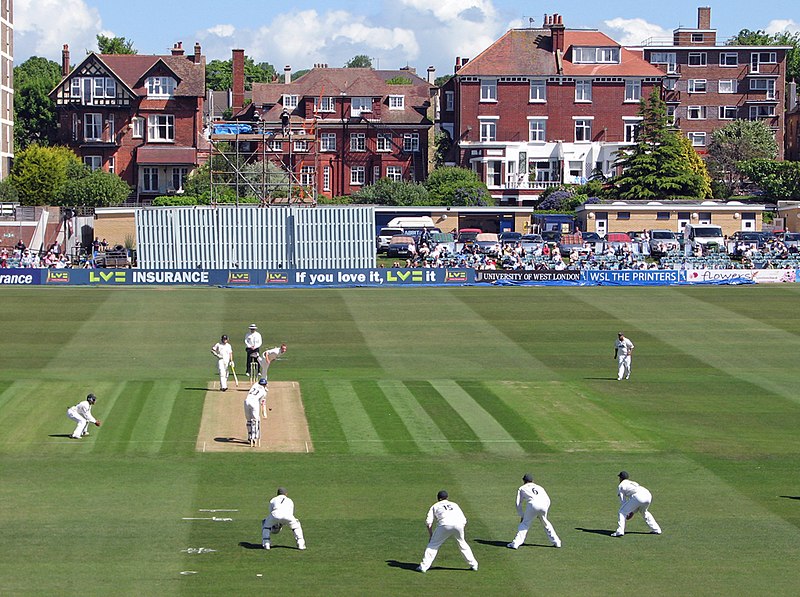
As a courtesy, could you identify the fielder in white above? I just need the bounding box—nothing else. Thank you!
[66,393,101,439]
[614,332,635,380]
[244,379,267,447]
[507,473,561,549]
[261,487,306,550]
[257,343,287,417]
[612,471,662,537]
[210,334,234,392]
[417,490,478,573]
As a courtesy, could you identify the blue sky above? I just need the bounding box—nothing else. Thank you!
[14,0,800,76]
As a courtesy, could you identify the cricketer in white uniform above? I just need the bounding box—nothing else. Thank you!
[244,324,263,376]
[417,490,478,573]
[244,379,267,447]
[66,394,98,439]
[612,471,662,537]
[507,473,562,549]
[210,335,234,391]
[261,487,306,550]
[257,343,287,417]
[614,332,635,380]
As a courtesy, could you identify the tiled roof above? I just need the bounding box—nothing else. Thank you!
[247,67,434,125]
[455,28,663,78]
[97,54,206,96]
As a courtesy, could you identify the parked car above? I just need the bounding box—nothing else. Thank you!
[604,232,633,253]
[520,233,545,255]
[648,229,680,255]
[474,233,501,256]
[499,231,523,246]
[456,228,482,243]
[540,230,562,244]
[728,231,765,252]
[376,227,404,253]
[580,231,604,252]
[386,235,417,258]
[782,232,800,249]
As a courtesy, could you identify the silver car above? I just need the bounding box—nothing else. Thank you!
[520,233,545,255]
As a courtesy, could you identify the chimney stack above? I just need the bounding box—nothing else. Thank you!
[545,13,566,54]
[62,44,70,76]
[427,66,435,85]
[171,41,184,56]
[284,65,292,85]
[232,49,245,112]
[697,6,711,29]
[193,42,202,64]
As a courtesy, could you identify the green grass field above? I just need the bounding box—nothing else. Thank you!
[1,285,799,596]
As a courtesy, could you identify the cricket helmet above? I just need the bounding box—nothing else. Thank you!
[86,393,97,404]
[259,378,268,386]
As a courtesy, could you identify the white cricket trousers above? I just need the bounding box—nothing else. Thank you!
[510,500,561,548]
[616,490,661,535]
[617,354,632,380]
[66,407,89,438]
[418,524,477,571]
[217,359,229,390]
[244,397,260,442]
[261,515,305,549]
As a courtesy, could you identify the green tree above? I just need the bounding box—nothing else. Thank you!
[0,178,19,202]
[433,131,452,168]
[434,75,452,87]
[424,167,493,205]
[345,55,372,68]
[727,29,800,83]
[613,89,711,199]
[96,34,137,54]
[352,178,430,205]
[61,167,132,207]
[13,56,62,151]
[206,57,276,91]
[706,119,778,195]
[678,134,713,199]
[10,145,82,205]
[738,159,800,201]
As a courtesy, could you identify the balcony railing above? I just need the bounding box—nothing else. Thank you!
[502,175,564,190]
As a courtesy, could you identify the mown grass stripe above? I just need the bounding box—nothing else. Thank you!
[97,381,151,453]
[126,380,182,454]
[302,379,347,453]
[325,380,387,455]
[378,380,456,455]
[159,380,205,456]
[430,380,526,455]
[456,380,555,454]
[405,380,482,453]
[351,380,419,455]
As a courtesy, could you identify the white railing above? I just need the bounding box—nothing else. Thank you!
[502,175,563,190]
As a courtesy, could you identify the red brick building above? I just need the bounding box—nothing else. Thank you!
[630,7,788,159]
[50,42,207,203]
[438,14,664,204]
[227,55,436,200]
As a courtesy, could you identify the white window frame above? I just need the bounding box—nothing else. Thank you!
[314,96,335,112]
[84,113,102,141]
[575,79,592,102]
[666,105,677,126]
[479,120,496,142]
[751,51,777,72]
[350,166,365,186]
[323,166,331,192]
[373,166,380,182]
[300,166,315,186]
[625,79,641,102]
[750,78,776,100]
[688,79,707,93]
[749,105,776,120]
[445,91,454,111]
[171,167,188,192]
[720,52,739,67]
[403,132,420,152]
[351,97,372,116]
[718,80,737,94]
[147,114,175,142]
[529,79,547,102]
[574,117,593,142]
[624,122,638,143]
[574,46,619,64]
[131,117,144,139]
[377,133,392,152]
[108,157,115,174]
[386,165,402,182]
[84,156,102,171]
[283,94,299,110]
[350,133,366,152]
[268,139,283,152]
[480,79,497,102]
[528,117,547,142]
[687,105,707,120]
[688,132,706,146]
[650,52,677,74]
[146,77,175,98]
[691,33,704,43]
[320,132,336,152]
[388,95,405,110]
[719,106,738,120]
[688,52,707,66]
[293,139,309,152]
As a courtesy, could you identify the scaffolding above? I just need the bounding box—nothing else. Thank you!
[208,120,318,206]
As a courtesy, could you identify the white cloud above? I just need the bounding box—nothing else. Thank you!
[603,17,672,46]
[15,0,102,61]
[398,0,498,24]
[765,19,800,35]
[205,24,235,38]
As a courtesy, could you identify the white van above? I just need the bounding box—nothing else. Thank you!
[376,227,404,253]
[386,216,436,229]
[683,224,725,255]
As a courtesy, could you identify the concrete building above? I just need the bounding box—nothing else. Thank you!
[0,0,13,179]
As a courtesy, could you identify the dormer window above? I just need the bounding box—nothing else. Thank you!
[283,94,299,109]
[351,97,372,117]
[146,76,176,98]
[573,46,619,64]
[70,77,116,104]
[388,95,405,110]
